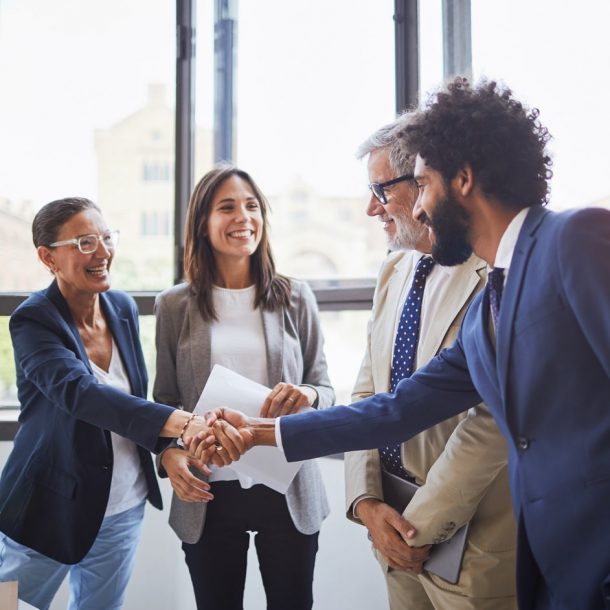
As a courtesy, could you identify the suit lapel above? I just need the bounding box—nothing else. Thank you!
[496,206,547,407]
[188,296,212,399]
[473,287,500,387]
[101,293,144,397]
[417,255,485,362]
[261,308,283,387]
[46,280,92,370]
[372,253,415,391]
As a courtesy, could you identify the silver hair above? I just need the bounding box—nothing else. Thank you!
[355,111,416,175]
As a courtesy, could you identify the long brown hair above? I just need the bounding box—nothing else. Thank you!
[183,162,291,321]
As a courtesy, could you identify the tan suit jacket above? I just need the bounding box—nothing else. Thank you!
[345,251,516,598]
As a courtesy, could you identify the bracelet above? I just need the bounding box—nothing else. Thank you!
[178,412,197,446]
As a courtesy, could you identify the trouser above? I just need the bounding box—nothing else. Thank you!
[375,548,517,610]
[0,500,145,610]
[182,481,319,610]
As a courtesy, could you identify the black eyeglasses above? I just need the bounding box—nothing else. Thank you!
[368,173,415,205]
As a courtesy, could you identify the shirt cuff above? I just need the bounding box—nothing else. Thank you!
[352,494,380,520]
[274,417,285,454]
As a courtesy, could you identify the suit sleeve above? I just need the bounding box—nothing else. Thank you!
[9,306,173,452]
[403,402,509,545]
[296,282,335,408]
[280,332,482,462]
[152,292,184,476]
[557,208,610,378]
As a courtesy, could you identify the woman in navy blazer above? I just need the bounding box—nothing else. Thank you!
[0,197,220,610]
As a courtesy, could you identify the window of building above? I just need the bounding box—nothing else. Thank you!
[0,0,176,293]
[470,0,610,211]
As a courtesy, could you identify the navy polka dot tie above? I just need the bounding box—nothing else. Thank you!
[379,256,436,480]
[487,267,505,328]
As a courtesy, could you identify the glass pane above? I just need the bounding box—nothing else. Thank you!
[235,0,395,280]
[0,0,176,292]
[471,0,610,211]
[194,1,216,181]
[319,310,372,406]
[138,316,157,401]
[0,318,17,407]
[419,0,444,99]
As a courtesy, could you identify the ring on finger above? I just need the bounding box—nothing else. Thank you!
[288,396,297,403]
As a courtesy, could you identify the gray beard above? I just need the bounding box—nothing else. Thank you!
[388,221,427,251]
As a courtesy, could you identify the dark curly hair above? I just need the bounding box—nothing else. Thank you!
[401,77,553,209]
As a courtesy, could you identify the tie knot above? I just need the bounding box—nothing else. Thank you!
[488,267,505,291]
[414,256,435,281]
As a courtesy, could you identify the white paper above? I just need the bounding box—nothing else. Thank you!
[18,601,38,610]
[194,365,306,494]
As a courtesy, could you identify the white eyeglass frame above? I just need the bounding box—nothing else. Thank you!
[48,230,120,254]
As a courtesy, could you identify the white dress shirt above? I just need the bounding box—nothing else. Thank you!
[492,207,530,282]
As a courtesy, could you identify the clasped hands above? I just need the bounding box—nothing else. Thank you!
[188,380,313,464]
[162,382,310,503]
[356,498,430,574]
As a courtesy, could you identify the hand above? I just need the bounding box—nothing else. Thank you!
[187,408,254,464]
[259,382,316,417]
[161,448,214,503]
[356,499,431,573]
[181,411,224,466]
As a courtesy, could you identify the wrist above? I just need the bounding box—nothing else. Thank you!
[355,497,382,522]
[299,385,318,407]
[250,417,277,446]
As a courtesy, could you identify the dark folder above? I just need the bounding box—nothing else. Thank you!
[381,470,470,584]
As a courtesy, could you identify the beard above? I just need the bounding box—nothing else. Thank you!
[388,208,427,251]
[425,191,472,266]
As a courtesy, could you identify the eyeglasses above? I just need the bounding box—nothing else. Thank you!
[368,173,415,205]
[48,230,120,254]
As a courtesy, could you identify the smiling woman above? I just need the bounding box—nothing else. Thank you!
[153,162,335,610]
[0,197,220,610]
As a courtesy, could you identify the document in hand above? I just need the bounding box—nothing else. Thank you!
[194,365,306,494]
[382,470,470,584]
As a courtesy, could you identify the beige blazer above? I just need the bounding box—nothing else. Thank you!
[154,280,333,543]
[344,251,516,598]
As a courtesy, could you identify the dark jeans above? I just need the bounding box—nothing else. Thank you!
[182,481,319,610]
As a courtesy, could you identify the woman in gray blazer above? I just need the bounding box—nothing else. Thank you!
[154,163,334,610]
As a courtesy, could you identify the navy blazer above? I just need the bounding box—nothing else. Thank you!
[0,281,174,564]
[280,206,610,610]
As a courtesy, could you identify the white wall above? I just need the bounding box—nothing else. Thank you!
[0,444,387,610]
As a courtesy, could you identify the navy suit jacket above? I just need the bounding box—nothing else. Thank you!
[281,206,610,610]
[0,281,174,564]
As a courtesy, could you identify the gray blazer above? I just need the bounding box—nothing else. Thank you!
[153,279,333,543]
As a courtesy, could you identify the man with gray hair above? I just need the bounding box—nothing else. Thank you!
[344,113,517,609]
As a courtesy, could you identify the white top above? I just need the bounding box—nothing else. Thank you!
[91,339,148,517]
[209,285,268,485]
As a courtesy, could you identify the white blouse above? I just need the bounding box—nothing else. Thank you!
[208,285,268,486]
[91,339,148,517]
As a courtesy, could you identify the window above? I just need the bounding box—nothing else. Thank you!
[470,0,610,211]
[234,0,396,280]
[0,0,176,292]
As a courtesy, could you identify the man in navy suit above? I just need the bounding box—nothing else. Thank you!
[201,78,610,610]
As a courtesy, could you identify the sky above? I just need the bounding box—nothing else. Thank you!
[0,0,609,209]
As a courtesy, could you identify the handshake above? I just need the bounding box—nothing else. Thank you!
[179,381,313,467]
[164,382,312,503]
[183,407,275,467]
